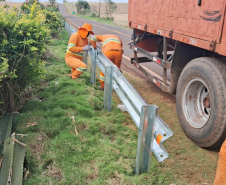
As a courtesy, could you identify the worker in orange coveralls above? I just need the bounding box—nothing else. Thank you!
[213,140,226,185]
[90,34,123,90]
[65,23,94,79]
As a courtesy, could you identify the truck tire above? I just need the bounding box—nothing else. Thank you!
[176,57,226,148]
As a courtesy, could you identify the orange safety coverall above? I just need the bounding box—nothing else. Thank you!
[214,140,226,185]
[65,23,93,79]
[90,34,123,89]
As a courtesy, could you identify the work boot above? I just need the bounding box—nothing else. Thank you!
[98,86,104,91]
[67,74,72,79]
[72,75,81,81]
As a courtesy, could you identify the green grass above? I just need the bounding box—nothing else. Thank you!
[77,14,115,24]
[13,31,177,184]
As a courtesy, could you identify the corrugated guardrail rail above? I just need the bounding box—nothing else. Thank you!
[64,21,173,174]
[0,113,25,185]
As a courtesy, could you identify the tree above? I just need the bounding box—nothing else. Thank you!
[76,0,90,14]
[90,6,98,17]
[21,0,45,14]
[49,0,55,7]
[104,0,117,19]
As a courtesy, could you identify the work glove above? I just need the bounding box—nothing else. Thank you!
[82,45,91,51]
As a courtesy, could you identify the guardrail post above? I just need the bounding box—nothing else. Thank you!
[65,22,68,34]
[90,49,97,84]
[135,105,158,175]
[104,66,113,111]
[83,51,88,65]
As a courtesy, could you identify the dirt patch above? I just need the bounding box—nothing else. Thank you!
[110,13,128,27]
[45,162,63,182]
[106,171,121,185]
[123,121,137,131]
[107,178,120,185]
[85,162,99,184]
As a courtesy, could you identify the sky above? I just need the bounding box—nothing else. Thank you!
[9,0,128,3]
[66,0,128,2]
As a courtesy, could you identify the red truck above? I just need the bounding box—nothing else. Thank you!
[128,0,226,148]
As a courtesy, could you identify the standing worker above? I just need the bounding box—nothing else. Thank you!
[90,34,123,89]
[65,23,94,79]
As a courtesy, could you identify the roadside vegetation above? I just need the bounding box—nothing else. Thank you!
[0,0,63,116]
[76,13,120,27]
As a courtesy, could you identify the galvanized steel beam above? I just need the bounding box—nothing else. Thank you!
[135,105,157,174]
[0,113,13,155]
[104,66,113,111]
[89,48,173,163]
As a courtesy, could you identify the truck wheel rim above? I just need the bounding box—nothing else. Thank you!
[182,78,211,129]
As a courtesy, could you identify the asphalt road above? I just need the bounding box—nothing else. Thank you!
[59,4,170,81]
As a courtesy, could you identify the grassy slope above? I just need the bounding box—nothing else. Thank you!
[76,14,117,26]
[14,32,177,184]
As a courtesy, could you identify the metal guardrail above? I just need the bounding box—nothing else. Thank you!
[64,21,173,174]
[65,22,76,36]
[0,113,25,185]
[87,48,173,161]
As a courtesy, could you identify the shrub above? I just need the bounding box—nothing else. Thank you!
[46,6,58,12]
[3,4,9,8]
[76,0,90,15]
[20,0,45,14]
[0,1,63,115]
[44,11,64,37]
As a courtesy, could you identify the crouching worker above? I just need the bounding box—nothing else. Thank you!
[65,23,94,79]
[213,140,226,185]
[90,34,123,90]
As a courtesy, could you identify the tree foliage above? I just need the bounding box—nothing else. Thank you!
[76,0,90,14]
[0,1,63,114]
[49,0,56,7]
[90,6,98,17]
[21,0,45,14]
[104,0,117,19]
